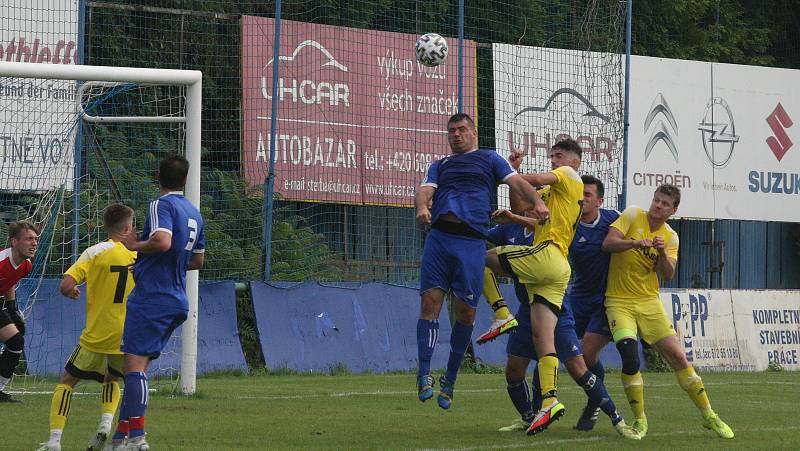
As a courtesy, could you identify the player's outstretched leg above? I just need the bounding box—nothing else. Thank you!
[675,366,734,439]
[477,267,517,344]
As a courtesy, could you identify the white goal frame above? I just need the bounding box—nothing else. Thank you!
[0,61,203,395]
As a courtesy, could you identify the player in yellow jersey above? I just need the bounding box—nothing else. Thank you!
[483,139,584,436]
[602,184,733,439]
[37,204,137,451]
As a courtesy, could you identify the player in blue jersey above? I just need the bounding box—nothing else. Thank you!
[566,175,621,431]
[106,155,205,451]
[414,113,547,410]
[489,186,639,440]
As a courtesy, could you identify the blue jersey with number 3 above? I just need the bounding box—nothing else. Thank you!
[128,191,205,310]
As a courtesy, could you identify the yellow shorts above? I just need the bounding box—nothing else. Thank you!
[495,242,571,312]
[65,344,124,382]
[605,295,676,345]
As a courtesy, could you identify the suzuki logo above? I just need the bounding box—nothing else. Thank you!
[644,93,679,162]
[698,97,739,168]
[766,103,794,161]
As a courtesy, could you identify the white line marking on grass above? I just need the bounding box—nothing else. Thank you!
[10,380,798,399]
[417,426,800,451]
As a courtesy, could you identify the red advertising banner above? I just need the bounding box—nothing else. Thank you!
[241,16,477,206]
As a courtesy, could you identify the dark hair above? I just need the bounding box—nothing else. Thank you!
[8,220,39,240]
[103,203,134,234]
[581,174,605,198]
[552,138,582,160]
[158,154,190,190]
[447,113,475,129]
[656,183,681,207]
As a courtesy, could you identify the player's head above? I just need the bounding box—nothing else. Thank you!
[549,139,582,170]
[104,203,134,237]
[158,154,190,190]
[8,220,39,258]
[447,113,477,154]
[581,175,604,218]
[649,184,680,221]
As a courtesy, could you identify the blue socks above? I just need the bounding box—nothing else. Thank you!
[122,372,148,438]
[506,378,534,421]
[444,321,473,382]
[530,365,544,411]
[417,319,439,377]
[590,360,606,382]
[577,370,621,424]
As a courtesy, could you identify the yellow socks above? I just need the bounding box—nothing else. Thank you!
[49,383,74,430]
[538,354,560,404]
[483,267,511,320]
[676,366,712,415]
[621,371,645,419]
[101,380,121,416]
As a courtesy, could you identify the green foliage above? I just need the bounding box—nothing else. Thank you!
[633,0,774,65]
[643,346,671,372]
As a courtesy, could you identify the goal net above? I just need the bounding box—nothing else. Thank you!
[0,61,202,395]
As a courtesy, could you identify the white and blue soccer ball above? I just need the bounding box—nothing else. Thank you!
[415,33,448,67]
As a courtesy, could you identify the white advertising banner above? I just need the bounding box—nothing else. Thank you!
[0,0,79,192]
[628,56,800,221]
[492,44,623,209]
[730,290,800,371]
[660,290,755,371]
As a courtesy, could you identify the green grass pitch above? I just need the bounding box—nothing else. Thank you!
[7,370,799,450]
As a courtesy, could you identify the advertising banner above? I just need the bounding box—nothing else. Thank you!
[0,0,79,192]
[242,16,477,206]
[730,290,800,371]
[660,290,754,371]
[492,44,624,208]
[628,56,800,221]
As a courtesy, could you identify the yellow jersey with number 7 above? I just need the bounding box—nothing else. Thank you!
[64,240,136,354]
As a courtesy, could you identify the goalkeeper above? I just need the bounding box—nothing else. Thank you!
[37,204,137,451]
[0,220,39,403]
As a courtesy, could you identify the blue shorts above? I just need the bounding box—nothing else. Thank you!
[506,287,582,362]
[419,228,485,307]
[570,294,612,338]
[121,301,187,360]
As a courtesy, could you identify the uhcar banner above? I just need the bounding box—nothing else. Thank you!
[241,16,477,206]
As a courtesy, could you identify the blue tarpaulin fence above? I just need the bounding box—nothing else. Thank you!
[20,280,246,376]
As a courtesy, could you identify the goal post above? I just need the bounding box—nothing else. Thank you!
[0,61,202,394]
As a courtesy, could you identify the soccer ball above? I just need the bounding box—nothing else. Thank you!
[415,33,448,67]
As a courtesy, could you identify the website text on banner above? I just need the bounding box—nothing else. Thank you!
[628,56,800,222]
[241,16,477,206]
